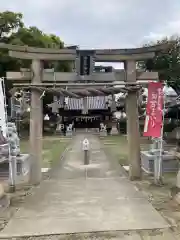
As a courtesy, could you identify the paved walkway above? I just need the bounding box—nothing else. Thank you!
[0,134,171,239]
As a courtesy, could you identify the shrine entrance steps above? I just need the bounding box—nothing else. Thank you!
[0,134,171,239]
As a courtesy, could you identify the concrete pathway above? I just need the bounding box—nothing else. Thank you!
[0,134,171,239]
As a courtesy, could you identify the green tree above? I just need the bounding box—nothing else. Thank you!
[0,10,71,75]
[0,11,23,40]
[9,26,69,70]
[138,36,180,95]
[0,11,71,106]
[9,26,64,48]
[8,26,68,105]
[0,11,24,72]
[0,11,24,99]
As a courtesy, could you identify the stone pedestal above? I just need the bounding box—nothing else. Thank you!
[100,131,107,137]
[111,126,118,135]
[141,150,179,173]
[16,154,30,176]
[66,125,73,136]
[66,130,72,136]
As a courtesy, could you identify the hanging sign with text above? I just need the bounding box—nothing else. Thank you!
[143,82,164,138]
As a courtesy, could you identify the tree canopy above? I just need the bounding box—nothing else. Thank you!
[0,10,70,105]
[0,11,23,40]
[138,36,180,95]
[0,11,70,74]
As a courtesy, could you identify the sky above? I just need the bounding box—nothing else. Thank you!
[1,0,180,87]
[1,0,180,48]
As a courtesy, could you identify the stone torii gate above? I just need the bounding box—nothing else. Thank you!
[0,43,163,185]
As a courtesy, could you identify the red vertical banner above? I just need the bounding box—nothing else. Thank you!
[143,82,164,138]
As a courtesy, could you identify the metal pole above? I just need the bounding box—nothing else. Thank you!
[9,155,17,192]
[154,90,165,185]
[157,91,166,182]
[153,138,160,184]
[84,150,89,165]
[154,138,163,185]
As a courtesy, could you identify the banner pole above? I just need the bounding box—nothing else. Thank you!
[153,137,159,184]
[157,90,166,183]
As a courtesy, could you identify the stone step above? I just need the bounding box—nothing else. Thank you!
[12,231,176,239]
[0,232,141,239]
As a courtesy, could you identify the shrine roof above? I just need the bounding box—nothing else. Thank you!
[48,96,110,110]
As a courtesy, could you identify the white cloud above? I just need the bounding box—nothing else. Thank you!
[143,32,165,41]
[142,19,180,43]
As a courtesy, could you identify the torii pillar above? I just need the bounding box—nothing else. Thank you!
[125,60,141,180]
[0,43,77,186]
[29,59,43,185]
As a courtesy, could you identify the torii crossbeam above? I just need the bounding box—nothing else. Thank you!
[0,43,167,185]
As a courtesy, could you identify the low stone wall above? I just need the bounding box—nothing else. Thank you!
[141,150,179,173]
[0,154,30,181]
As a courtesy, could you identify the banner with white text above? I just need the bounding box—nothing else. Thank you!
[143,82,164,138]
